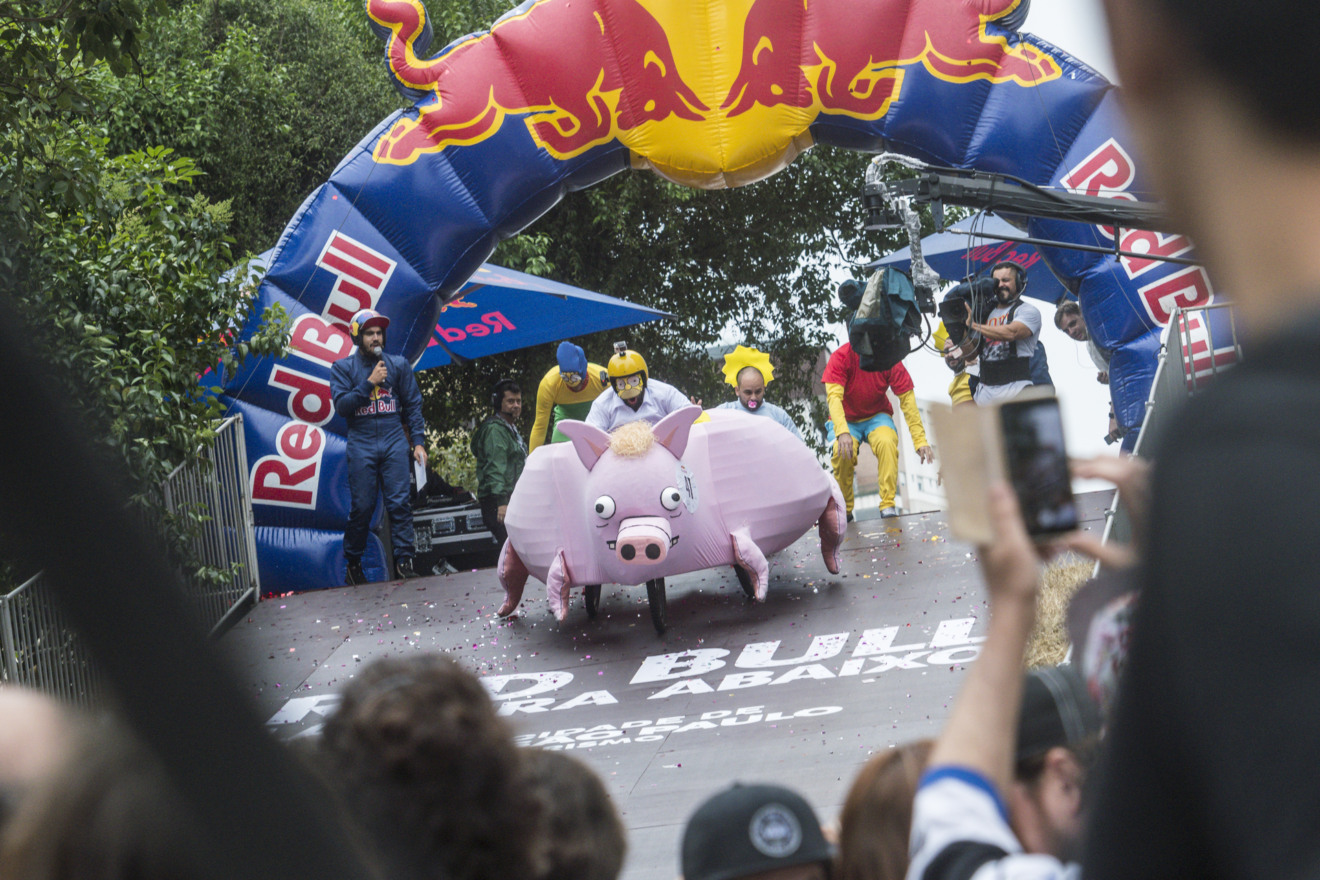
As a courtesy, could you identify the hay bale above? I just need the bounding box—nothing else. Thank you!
[1024,555,1093,669]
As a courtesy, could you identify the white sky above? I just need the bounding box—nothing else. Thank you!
[1025,0,1116,82]
[884,0,1125,487]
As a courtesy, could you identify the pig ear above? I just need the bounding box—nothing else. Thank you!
[557,420,612,471]
[653,405,702,459]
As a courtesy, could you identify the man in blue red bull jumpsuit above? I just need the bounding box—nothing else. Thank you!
[330,308,428,584]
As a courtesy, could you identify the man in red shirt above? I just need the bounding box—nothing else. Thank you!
[822,343,934,520]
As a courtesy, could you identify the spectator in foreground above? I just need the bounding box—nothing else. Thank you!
[682,783,834,880]
[0,687,78,834]
[524,749,627,880]
[837,739,932,880]
[0,721,214,880]
[907,485,1078,880]
[317,653,545,880]
[1009,666,1102,864]
[1078,0,1320,863]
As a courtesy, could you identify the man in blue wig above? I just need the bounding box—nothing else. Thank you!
[528,341,608,452]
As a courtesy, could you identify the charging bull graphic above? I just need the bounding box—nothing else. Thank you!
[367,0,708,163]
[223,0,1179,591]
[496,407,846,623]
[720,0,1059,120]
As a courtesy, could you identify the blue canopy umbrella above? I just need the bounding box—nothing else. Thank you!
[867,214,1071,304]
[415,264,671,370]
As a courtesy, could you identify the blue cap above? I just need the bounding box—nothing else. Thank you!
[557,341,587,375]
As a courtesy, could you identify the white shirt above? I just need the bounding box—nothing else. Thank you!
[907,768,1078,880]
[585,378,691,432]
[1087,338,1111,373]
[715,400,803,439]
[974,299,1041,405]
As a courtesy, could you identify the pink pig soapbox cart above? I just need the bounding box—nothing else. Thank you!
[496,406,847,634]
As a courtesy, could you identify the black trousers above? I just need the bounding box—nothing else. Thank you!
[479,496,508,546]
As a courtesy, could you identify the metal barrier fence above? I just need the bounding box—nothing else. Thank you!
[161,414,262,637]
[1097,302,1241,558]
[0,571,103,708]
[1,414,260,704]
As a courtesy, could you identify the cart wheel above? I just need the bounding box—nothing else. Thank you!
[733,565,755,598]
[646,578,667,635]
[584,584,602,619]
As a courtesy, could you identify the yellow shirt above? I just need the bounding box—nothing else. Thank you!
[529,363,608,451]
[948,372,974,406]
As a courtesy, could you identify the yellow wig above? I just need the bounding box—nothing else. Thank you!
[721,345,775,388]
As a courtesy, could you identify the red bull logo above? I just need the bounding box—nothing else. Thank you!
[438,292,478,312]
[370,0,707,165]
[433,310,516,343]
[1062,138,1200,293]
[368,0,1060,184]
[252,313,354,510]
[966,242,1041,269]
[316,231,396,329]
[721,0,1059,121]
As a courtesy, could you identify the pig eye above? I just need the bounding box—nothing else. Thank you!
[660,487,682,511]
[593,495,616,519]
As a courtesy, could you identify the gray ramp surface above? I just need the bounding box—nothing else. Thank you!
[221,492,1111,880]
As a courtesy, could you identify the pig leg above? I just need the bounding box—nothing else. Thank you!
[818,480,847,575]
[730,527,770,602]
[497,539,528,617]
[545,551,574,623]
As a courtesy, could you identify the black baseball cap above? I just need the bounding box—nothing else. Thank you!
[681,783,834,880]
[1015,665,1103,762]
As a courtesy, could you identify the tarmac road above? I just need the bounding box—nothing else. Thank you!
[221,492,1111,880]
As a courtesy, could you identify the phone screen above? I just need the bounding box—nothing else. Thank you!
[999,396,1078,537]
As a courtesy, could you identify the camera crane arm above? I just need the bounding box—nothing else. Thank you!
[889,170,1170,230]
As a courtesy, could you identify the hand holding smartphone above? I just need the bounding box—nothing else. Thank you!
[929,389,1078,544]
[999,395,1079,538]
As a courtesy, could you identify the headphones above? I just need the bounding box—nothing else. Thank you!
[491,378,519,410]
[990,260,1028,294]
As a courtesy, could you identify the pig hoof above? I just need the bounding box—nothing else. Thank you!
[551,583,572,622]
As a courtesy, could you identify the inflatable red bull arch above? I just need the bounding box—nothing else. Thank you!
[223,0,1204,591]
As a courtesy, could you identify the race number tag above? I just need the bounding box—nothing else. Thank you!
[676,463,699,513]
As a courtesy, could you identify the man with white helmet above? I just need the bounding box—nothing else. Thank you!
[329,308,428,584]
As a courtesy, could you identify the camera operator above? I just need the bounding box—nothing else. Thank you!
[949,262,1042,406]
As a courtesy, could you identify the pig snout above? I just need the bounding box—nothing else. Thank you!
[610,516,675,565]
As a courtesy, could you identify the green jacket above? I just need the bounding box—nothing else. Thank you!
[472,414,527,503]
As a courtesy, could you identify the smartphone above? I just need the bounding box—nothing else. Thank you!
[999,395,1079,538]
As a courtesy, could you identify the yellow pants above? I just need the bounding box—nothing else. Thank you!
[831,426,899,512]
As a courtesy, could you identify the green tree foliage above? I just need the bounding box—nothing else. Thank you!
[89,0,405,255]
[0,8,289,583]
